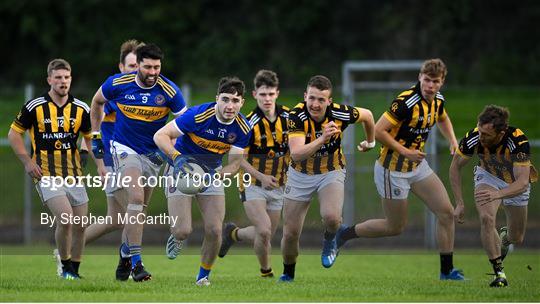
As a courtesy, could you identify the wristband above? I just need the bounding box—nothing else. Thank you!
[363,140,376,148]
[91,131,101,139]
[171,150,181,160]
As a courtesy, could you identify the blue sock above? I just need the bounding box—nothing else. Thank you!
[197,263,212,281]
[120,243,130,258]
[129,245,142,268]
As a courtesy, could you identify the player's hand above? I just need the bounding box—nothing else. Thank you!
[199,165,216,193]
[173,155,194,178]
[260,174,279,190]
[403,149,426,162]
[474,189,500,206]
[24,159,42,179]
[91,135,105,159]
[449,142,459,156]
[79,149,89,168]
[453,203,465,224]
[95,160,107,177]
[357,140,376,152]
[322,122,340,142]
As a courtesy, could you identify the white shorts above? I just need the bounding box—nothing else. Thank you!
[374,159,434,199]
[163,164,225,198]
[240,184,284,211]
[474,166,530,206]
[283,166,346,202]
[103,166,122,197]
[35,179,88,206]
[111,141,162,180]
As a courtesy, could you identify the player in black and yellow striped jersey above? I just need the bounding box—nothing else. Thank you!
[218,70,289,278]
[338,59,466,281]
[449,105,537,287]
[279,75,375,281]
[8,59,92,279]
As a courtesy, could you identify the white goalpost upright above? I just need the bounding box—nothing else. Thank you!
[341,60,438,249]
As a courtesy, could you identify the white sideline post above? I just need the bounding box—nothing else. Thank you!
[24,84,34,244]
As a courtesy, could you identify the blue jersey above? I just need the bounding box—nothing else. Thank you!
[101,71,186,154]
[173,102,252,169]
[101,102,117,167]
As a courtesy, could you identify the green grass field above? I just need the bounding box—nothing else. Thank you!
[1,246,539,302]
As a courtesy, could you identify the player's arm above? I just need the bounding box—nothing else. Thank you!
[289,122,340,162]
[240,158,278,189]
[90,87,107,133]
[219,146,245,178]
[153,119,183,160]
[8,128,42,179]
[375,114,425,162]
[355,107,375,152]
[437,114,459,155]
[449,152,471,223]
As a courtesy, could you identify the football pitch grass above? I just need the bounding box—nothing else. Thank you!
[1,247,538,302]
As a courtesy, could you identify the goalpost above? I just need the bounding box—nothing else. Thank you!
[341,60,438,249]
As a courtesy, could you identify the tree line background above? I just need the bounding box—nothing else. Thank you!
[1,0,538,90]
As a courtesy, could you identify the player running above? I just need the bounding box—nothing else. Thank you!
[218,70,289,278]
[90,43,186,282]
[279,75,375,282]
[154,77,252,286]
[449,105,537,287]
[337,58,466,281]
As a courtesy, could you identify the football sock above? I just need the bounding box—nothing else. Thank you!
[440,252,454,275]
[61,259,72,272]
[324,230,336,241]
[72,261,80,274]
[283,263,296,278]
[489,256,504,274]
[197,262,212,280]
[260,268,273,277]
[120,242,130,258]
[341,226,358,241]
[129,245,142,268]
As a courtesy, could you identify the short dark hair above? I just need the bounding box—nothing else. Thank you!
[421,58,447,79]
[254,70,279,90]
[478,105,510,133]
[119,39,145,64]
[217,76,245,97]
[135,43,164,63]
[307,75,332,93]
[47,59,71,76]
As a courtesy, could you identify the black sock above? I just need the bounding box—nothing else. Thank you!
[341,226,358,241]
[283,263,296,278]
[72,261,80,274]
[440,252,453,275]
[61,259,72,272]
[260,268,273,277]
[489,256,504,273]
[324,230,336,241]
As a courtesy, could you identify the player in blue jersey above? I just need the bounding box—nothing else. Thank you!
[85,40,144,247]
[90,43,186,282]
[154,77,252,286]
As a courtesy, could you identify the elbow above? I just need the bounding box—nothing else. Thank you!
[153,131,163,147]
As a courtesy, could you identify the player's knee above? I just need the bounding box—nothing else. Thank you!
[479,213,495,228]
[283,228,301,243]
[204,224,221,240]
[171,226,192,240]
[322,215,341,231]
[256,227,272,242]
[387,222,406,236]
[436,209,454,226]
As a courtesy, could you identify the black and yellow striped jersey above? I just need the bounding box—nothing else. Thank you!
[243,104,290,187]
[10,93,91,178]
[378,82,447,172]
[287,101,362,175]
[457,126,537,184]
